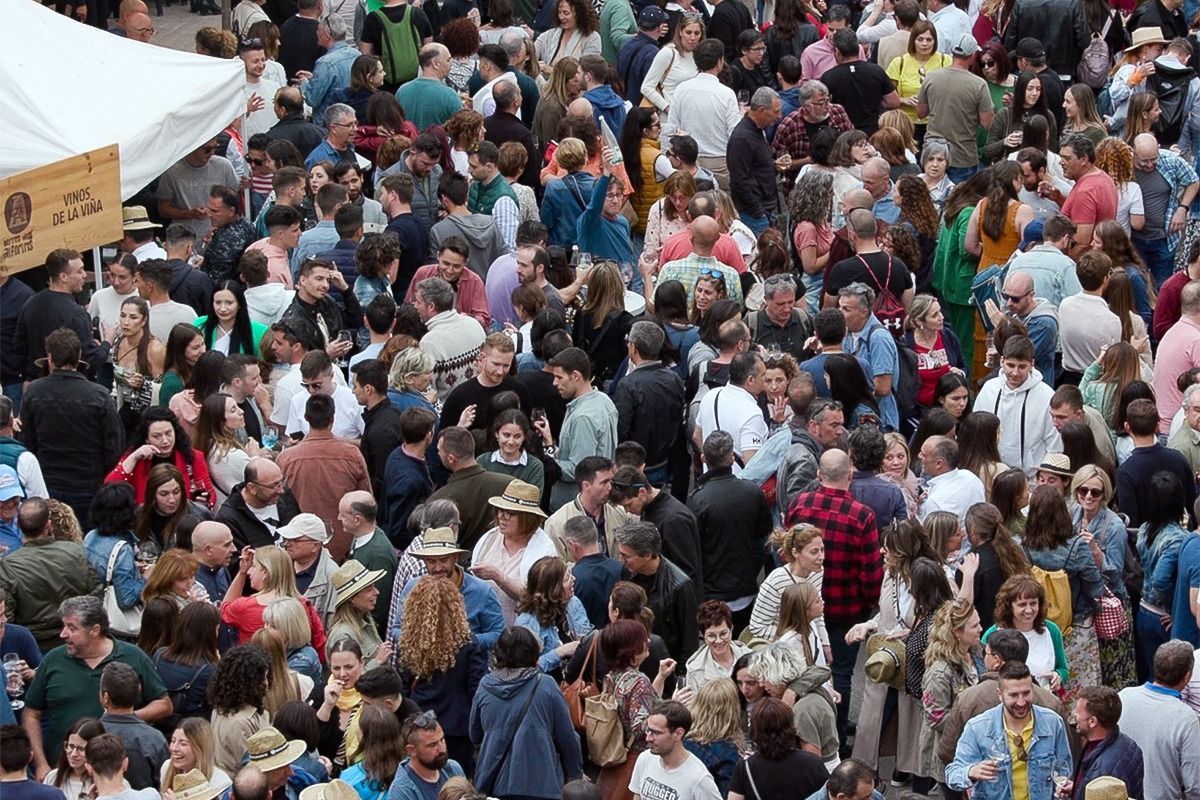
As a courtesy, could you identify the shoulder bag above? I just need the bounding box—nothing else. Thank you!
[103,540,143,638]
[640,46,677,108]
[585,672,631,767]
[560,633,599,731]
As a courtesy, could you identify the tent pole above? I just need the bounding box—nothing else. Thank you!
[243,188,253,222]
[93,246,105,290]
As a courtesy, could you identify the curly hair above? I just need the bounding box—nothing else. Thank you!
[924,598,978,673]
[749,698,800,759]
[207,644,270,714]
[763,352,799,384]
[994,573,1047,633]
[896,175,939,239]
[441,17,480,59]
[685,678,744,749]
[1095,137,1134,190]
[397,576,472,679]
[47,499,83,543]
[445,109,485,151]
[557,0,599,34]
[789,169,834,225]
[515,556,570,629]
[129,406,195,467]
[195,26,237,57]
[356,232,403,280]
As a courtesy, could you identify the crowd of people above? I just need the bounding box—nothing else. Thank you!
[14,0,1200,797]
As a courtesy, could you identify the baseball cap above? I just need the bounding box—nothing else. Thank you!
[0,467,22,503]
[276,513,330,544]
[1019,219,1045,251]
[950,33,979,57]
[638,6,668,27]
[1015,37,1045,59]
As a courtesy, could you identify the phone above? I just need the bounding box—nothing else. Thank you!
[544,140,558,165]
[531,407,547,423]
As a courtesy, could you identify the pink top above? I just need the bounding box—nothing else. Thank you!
[403,263,492,330]
[244,239,294,289]
[1062,168,1118,226]
[1154,316,1200,432]
[793,220,834,261]
[658,230,747,273]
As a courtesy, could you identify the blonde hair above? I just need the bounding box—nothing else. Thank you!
[924,598,978,674]
[555,137,588,172]
[582,261,626,326]
[330,600,373,649]
[388,347,436,392]
[47,499,83,542]
[1069,464,1113,505]
[437,777,477,800]
[251,627,302,716]
[255,546,300,597]
[879,109,917,154]
[775,582,819,666]
[163,718,218,787]
[263,597,314,650]
[685,677,744,748]
[769,524,821,564]
[397,577,472,679]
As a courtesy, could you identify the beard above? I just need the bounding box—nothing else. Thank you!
[418,752,448,771]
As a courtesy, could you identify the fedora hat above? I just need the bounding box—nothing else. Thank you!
[407,527,468,559]
[300,781,360,800]
[331,559,386,608]
[1084,777,1131,800]
[1035,453,1074,478]
[171,770,224,800]
[1126,26,1167,54]
[245,727,306,773]
[122,205,161,231]
[487,479,548,519]
[864,633,906,691]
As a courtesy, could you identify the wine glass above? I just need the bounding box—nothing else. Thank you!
[987,739,1010,780]
[1051,759,1072,797]
[4,653,25,711]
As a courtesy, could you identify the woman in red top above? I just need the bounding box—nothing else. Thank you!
[222,544,328,659]
[904,294,966,408]
[106,406,216,510]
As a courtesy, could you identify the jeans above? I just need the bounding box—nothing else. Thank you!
[740,213,771,237]
[1136,605,1171,683]
[1132,235,1175,288]
[824,620,861,744]
[946,164,980,183]
[1,383,20,416]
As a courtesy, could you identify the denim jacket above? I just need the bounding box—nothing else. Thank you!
[1071,506,1129,600]
[1025,535,1105,621]
[82,530,144,610]
[515,596,594,673]
[1139,521,1191,609]
[945,704,1073,800]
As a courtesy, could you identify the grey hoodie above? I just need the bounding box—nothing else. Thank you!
[245,283,295,327]
[428,214,507,279]
[787,664,839,761]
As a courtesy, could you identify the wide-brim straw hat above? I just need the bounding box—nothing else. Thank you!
[171,770,223,800]
[1125,26,1167,54]
[300,780,360,800]
[487,479,548,518]
[406,527,468,559]
[1084,777,1132,800]
[122,205,161,231]
[244,727,306,773]
[864,633,907,691]
[331,559,386,608]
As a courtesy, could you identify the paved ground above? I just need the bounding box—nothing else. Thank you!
[149,1,220,52]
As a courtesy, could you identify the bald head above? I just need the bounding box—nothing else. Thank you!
[690,216,720,253]
[339,490,378,534]
[567,98,593,119]
[191,521,235,569]
[1003,270,1036,313]
[819,448,852,487]
[119,0,147,18]
[842,188,873,213]
[126,11,153,40]
[1133,133,1160,159]
[1005,271,1034,295]
[862,157,890,182]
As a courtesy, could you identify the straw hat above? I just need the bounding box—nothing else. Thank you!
[1126,26,1167,54]
[1035,453,1074,478]
[406,527,469,559]
[487,479,548,518]
[244,727,306,773]
[300,780,360,800]
[171,770,224,800]
[863,633,906,691]
[122,205,161,231]
[1084,777,1131,800]
[331,559,386,608]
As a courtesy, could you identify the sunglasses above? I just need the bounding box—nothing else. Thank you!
[981,58,996,67]
[248,157,266,166]
[1001,291,1031,303]
[1075,486,1104,499]
[407,710,438,729]
[698,268,726,281]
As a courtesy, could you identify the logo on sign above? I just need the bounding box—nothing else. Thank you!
[3,193,31,235]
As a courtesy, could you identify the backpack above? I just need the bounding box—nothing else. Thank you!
[970,260,1010,334]
[1149,59,1197,146]
[372,7,420,88]
[1077,12,1116,90]
[894,339,921,426]
[861,254,907,338]
[1028,538,1080,636]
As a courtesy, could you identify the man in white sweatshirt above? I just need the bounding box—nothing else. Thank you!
[973,334,1059,479]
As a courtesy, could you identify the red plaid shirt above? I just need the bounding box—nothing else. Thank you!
[771,103,855,189]
[786,485,883,624]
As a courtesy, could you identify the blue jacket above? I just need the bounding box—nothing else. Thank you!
[617,33,661,105]
[82,530,144,609]
[385,759,465,800]
[946,704,1072,800]
[576,175,640,291]
[514,597,593,672]
[402,641,488,737]
[304,41,359,125]
[541,172,595,248]
[1073,727,1143,800]
[393,570,505,649]
[1138,521,1192,609]
[585,85,628,139]
[382,448,433,547]
[1026,535,1105,622]
[469,670,583,799]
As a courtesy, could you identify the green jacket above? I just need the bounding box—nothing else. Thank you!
[932,205,980,307]
[599,0,638,62]
[192,317,270,357]
[0,539,103,651]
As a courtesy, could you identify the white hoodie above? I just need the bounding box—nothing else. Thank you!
[245,283,295,327]
[973,367,1061,479]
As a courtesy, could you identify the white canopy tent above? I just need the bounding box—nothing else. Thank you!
[0,0,247,200]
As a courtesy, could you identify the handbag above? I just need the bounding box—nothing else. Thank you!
[560,633,599,731]
[1094,588,1130,640]
[585,673,630,767]
[103,541,143,638]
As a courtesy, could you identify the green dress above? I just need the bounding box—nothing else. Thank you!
[932,205,981,370]
[158,370,185,408]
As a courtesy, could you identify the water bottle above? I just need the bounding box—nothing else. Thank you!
[262,427,279,451]
[599,118,622,165]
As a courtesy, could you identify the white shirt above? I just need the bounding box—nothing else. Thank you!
[920,468,985,528]
[927,4,971,54]
[628,749,722,800]
[471,73,519,119]
[1116,181,1146,235]
[271,362,348,425]
[148,300,198,342]
[131,241,167,262]
[87,287,138,329]
[12,451,48,499]
[284,383,365,439]
[243,77,283,138]
[1058,293,1122,372]
[669,73,742,157]
[695,384,768,473]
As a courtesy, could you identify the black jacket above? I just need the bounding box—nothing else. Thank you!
[1074,727,1144,800]
[641,490,703,589]
[21,371,123,494]
[1003,0,1090,81]
[617,33,662,105]
[361,400,404,502]
[0,277,34,384]
[484,111,540,189]
[1128,0,1188,42]
[709,0,753,62]
[612,361,686,472]
[688,466,773,601]
[727,115,778,219]
[13,290,110,381]
[628,556,700,664]
[563,628,678,696]
[267,113,327,159]
[167,259,215,317]
[281,290,363,348]
[217,483,302,552]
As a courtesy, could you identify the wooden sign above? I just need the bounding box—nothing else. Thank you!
[0,145,122,276]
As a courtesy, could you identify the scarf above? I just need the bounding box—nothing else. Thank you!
[334,688,364,768]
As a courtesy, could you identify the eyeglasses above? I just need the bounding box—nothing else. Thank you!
[250,477,288,491]
[749,45,767,52]
[64,743,87,754]
[240,36,263,48]
[703,629,732,643]
[1075,486,1104,499]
